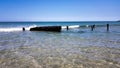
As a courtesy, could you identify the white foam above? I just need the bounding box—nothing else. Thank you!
[62,25,80,29]
[68,25,80,28]
[0,28,22,32]
[0,25,37,32]
[86,25,89,27]
[25,25,37,30]
[62,26,67,29]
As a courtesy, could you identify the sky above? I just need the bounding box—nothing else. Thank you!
[0,0,120,21]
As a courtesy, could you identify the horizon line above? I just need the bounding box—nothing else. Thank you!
[0,20,118,22]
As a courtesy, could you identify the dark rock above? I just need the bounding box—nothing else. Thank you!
[30,26,61,32]
[22,27,25,31]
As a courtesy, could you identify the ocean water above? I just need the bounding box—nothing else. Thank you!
[0,21,120,68]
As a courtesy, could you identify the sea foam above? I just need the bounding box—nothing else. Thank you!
[0,25,37,32]
[62,25,80,29]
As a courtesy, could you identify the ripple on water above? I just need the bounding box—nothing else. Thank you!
[0,31,120,68]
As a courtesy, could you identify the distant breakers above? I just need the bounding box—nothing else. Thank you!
[22,24,110,32]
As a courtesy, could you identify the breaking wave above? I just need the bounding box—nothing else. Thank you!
[0,25,37,32]
[62,25,80,29]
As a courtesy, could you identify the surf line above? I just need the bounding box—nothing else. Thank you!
[22,24,110,32]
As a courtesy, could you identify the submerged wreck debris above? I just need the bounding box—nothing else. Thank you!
[30,26,61,32]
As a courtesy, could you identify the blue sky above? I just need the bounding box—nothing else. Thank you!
[0,0,120,21]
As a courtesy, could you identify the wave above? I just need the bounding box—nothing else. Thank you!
[1,24,112,32]
[0,25,37,32]
[62,25,80,29]
[0,25,80,32]
[25,25,37,31]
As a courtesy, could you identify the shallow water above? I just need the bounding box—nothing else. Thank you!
[0,27,120,68]
[0,21,120,68]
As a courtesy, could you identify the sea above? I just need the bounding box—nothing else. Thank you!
[0,21,120,68]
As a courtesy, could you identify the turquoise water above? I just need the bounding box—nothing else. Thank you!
[0,21,120,68]
[0,21,120,27]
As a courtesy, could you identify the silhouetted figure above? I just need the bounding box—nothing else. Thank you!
[93,24,95,29]
[91,24,95,31]
[23,27,25,31]
[91,25,93,31]
[66,26,69,30]
[107,24,109,32]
